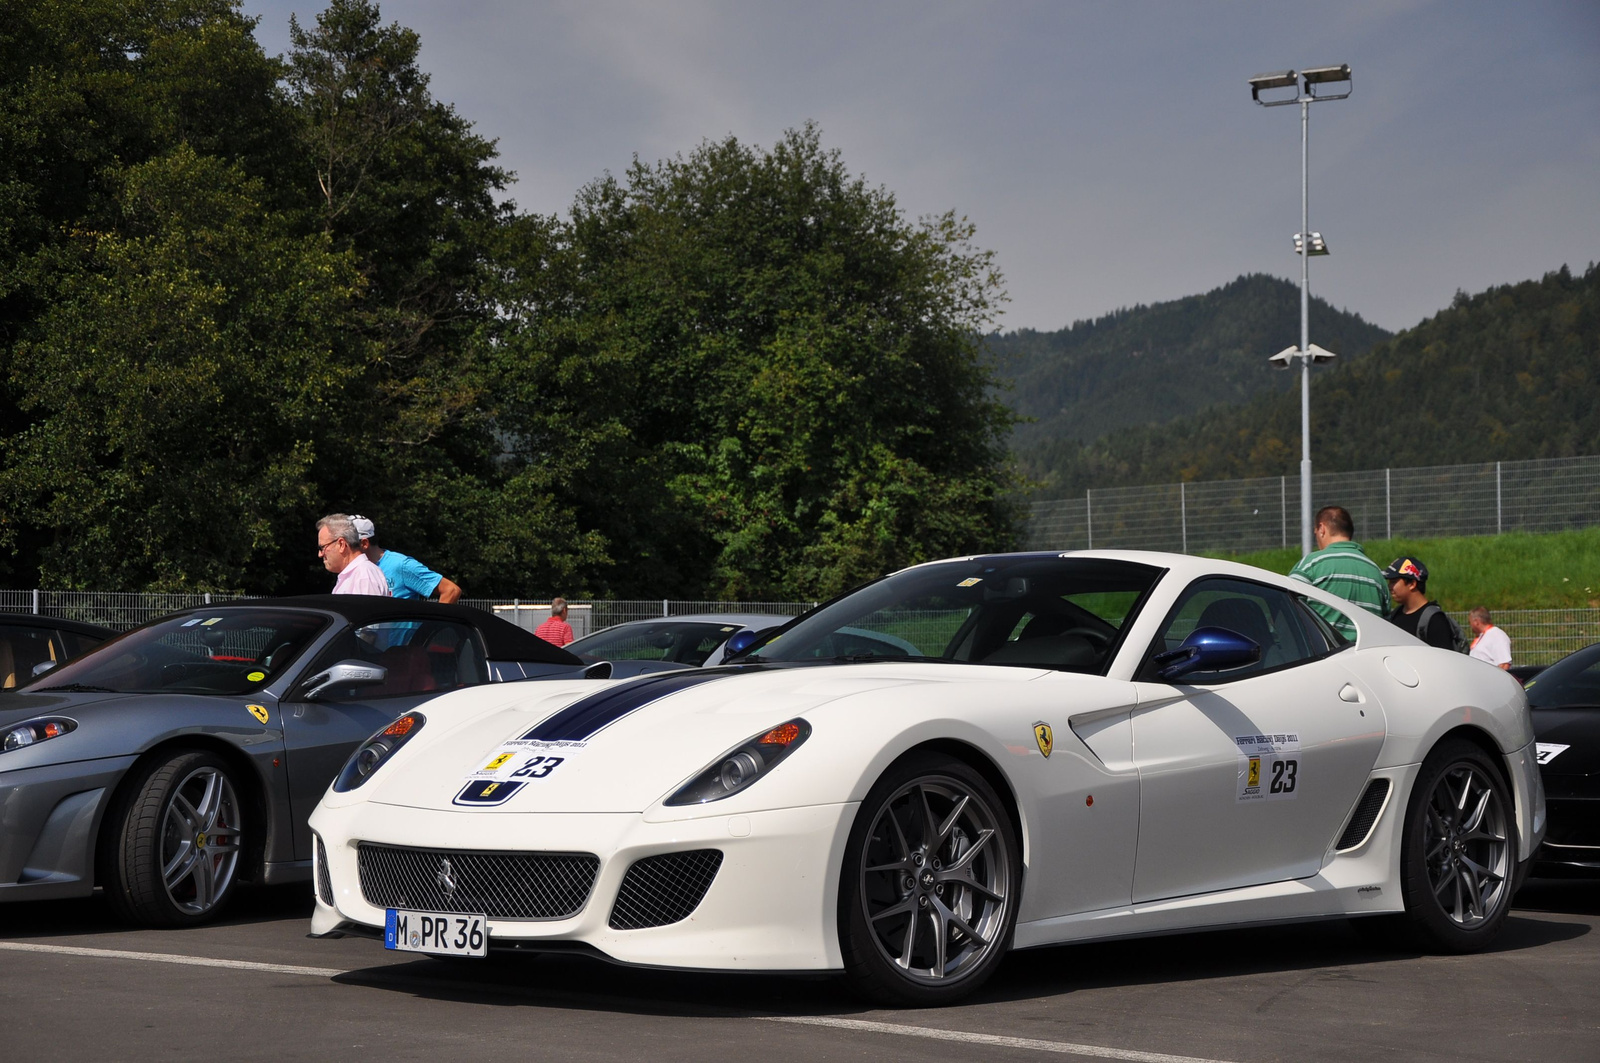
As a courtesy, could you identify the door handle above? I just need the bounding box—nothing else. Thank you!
[1338,683,1364,704]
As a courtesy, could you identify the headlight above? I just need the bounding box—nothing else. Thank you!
[2,717,76,752]
[665,719,811,806]
[333,713,425,792]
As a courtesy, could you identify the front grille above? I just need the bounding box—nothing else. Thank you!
[314,834,333,906]
[357,843,599,920]
[1336,779,1391,851]
[609,849,724,930]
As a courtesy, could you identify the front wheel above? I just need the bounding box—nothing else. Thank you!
[838,752,1020,1006]
[1397,739,1515,952]
[102,750,246,927]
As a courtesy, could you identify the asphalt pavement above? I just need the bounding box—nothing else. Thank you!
[2,880,1596,1063]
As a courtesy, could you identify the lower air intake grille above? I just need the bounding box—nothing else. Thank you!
[357,843,599,920]
[1336,779,1392,851]
[314,834,333,906]
[609,849,724,930]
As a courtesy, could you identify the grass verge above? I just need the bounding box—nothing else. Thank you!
[1208,527,1600,612]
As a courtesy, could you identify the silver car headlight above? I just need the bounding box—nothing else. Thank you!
[2,717,76,752]
[665,719,811,806]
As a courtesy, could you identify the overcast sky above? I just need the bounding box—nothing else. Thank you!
[244,0,1600,335]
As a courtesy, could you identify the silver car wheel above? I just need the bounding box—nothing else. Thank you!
[858,777,1011,984]
[1423,763,1510,929]
[159,767,242,916]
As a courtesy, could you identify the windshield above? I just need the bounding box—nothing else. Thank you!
[569,621,747,667]
[27,610,329,696]
[1525,644,1600,709]
[748,556,1163,674]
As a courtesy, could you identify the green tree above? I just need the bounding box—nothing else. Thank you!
[0,146,367,589]
[495,126,1019,599]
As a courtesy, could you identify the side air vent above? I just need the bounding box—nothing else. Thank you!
[314,834,334,906]
[608,850,724,930]
[1336,778,1392,851]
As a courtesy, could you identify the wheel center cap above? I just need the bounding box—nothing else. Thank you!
[196,832,207,850]
[920,870,935,889]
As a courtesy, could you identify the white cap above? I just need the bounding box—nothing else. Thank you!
[350,515,375,541]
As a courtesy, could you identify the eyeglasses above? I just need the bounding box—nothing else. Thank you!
[317,538,344,555]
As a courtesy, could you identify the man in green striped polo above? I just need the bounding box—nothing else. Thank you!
[1288,505,1390,639]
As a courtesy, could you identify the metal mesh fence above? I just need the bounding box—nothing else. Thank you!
[1027,454,1600,553]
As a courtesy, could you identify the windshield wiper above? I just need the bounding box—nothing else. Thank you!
[35,683,118,693]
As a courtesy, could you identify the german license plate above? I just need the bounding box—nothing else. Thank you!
[385,909,487,957]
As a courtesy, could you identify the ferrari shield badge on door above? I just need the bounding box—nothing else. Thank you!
[1034,722,1053,758]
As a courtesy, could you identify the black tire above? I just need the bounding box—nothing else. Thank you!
[101,750,246,927]
[838,752,1020,1006]
[1397,738,1516,952]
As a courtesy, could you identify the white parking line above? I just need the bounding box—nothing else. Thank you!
[762,1016,1241,1063]
[1,941,1238,1063]
[0,941,344,978]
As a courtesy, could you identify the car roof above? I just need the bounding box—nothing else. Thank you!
[600,613,793,627]
[0,612,115,638]
[164,595,582,665]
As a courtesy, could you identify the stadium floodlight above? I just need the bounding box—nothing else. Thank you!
[1268,344,1336,369]
[1248,70,1300,106]
[1301,64,1353,99]
[1249,62,1352,555]
[1293,232,1329,255]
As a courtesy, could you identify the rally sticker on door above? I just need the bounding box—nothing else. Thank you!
[1235,733,1301,801]
[1535,743,1569,765]
[451,738,585,807]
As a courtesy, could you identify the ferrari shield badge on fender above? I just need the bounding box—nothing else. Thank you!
[246,704,270,724]
[1034,722,1053,758]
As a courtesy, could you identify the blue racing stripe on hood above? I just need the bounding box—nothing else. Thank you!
[524,669,732,741]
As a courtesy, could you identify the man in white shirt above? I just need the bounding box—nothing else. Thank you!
[1467,607,1511,670]
[317,514,391,596]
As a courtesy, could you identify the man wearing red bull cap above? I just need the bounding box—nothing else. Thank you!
[1383,556,1459,650]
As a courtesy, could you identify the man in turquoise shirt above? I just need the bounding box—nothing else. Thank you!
[1287,505,1389,639]
[350,515,462,602]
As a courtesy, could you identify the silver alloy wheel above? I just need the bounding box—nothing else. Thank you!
[1423,763,1510,928]
[858,777,1011,983]
[159,767,242,916]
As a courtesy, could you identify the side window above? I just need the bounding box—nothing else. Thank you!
[1145,578,1322,682]
[300,620,487,700]
[1292,596,1350,653]
[0,626,60,689]
[56,630,107,660]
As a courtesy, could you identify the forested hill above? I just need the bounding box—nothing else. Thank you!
[1031,263,1600,497]
[988,273,1392,464]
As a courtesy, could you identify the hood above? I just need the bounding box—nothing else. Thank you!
[358,662,1043,814]
[1533,707,1600,777]
[0,688,284,772]
[0,689,147,721]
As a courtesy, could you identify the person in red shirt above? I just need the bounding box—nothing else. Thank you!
[535,598,575,646]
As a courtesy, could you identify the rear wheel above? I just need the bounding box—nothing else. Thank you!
[1398,739,1515,951]
[838,752,1019,1006]
[102,750,245,927]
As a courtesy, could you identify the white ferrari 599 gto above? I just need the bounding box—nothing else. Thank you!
[309,551,1544,1005]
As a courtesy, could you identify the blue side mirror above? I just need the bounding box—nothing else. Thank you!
[1152,627,1261,681]
[723,629,761,659]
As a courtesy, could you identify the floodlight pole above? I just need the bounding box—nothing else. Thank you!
[1298,93,1311,556]
[1250,64,1350,555]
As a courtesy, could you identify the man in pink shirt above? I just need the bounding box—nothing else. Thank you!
[317,514,391,596]
[535,598,575,646]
